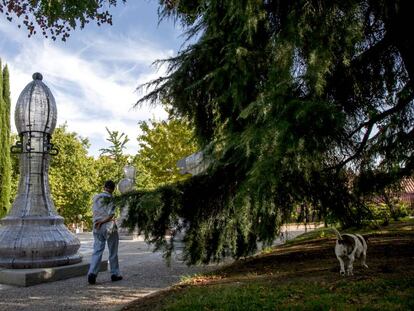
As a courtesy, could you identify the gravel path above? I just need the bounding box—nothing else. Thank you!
[0,234,219,311]
[0,225,310,311]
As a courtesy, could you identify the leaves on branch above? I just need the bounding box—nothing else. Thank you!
[0,0,125,40]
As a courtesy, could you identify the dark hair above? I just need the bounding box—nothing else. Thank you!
[104,180,116,191]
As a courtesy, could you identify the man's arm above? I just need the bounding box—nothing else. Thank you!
[95,214,114,229]
[94,194,116,229]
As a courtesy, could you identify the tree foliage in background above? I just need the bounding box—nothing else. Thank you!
[0,61,11,218]
[9,133,19,204]
[133,118,198,190]
[49,124,96,227]
[93,155,124,195]
[98,127,130,183]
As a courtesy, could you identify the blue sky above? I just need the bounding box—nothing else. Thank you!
[0,1,184,156]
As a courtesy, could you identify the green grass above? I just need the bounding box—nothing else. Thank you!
[134,277,414,311]
[284,226,336,244]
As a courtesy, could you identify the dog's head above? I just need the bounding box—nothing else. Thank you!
[336,235,356,255]
[337,239,349,256]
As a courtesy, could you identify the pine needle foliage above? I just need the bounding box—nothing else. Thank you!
[120,0,414,264]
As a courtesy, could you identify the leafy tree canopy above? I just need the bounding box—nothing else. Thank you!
[49,124,96,226]
[133,118,198,190]
[0,0,125,40]
[100,127,129,159]
[98,127,130,182]
[8,133,19,205]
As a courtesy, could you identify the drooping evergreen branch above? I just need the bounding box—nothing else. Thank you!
[125,0,414,264]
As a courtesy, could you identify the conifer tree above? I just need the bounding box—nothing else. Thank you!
[126,0,414,264]
[0,62,12,217]
[2,65,12,214]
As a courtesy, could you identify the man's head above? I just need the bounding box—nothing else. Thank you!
[104,180,116,193]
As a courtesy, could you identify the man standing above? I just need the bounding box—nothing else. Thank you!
[87,180,123,284]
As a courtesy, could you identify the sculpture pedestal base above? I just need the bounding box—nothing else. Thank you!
[0,216,82,269]
[0,259,107,287]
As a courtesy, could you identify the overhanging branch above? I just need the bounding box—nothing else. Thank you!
[332,83,413,170]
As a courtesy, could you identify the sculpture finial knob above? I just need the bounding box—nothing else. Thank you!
[32,72,43,81]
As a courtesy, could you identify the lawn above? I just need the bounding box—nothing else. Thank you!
[121,219,414,311]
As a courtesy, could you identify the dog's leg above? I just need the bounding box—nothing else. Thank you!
[337,256,346,276]
[361,251,368,268]
[347,255,355,276]
[356,234,369,269]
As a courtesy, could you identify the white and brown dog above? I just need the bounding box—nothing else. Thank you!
[332,228,368,276]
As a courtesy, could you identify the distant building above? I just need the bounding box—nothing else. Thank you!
[401,178,414,211]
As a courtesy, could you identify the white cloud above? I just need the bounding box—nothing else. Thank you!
[0,17,171,157]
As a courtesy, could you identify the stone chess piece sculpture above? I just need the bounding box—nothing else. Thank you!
[117,165,139,239]
[0,73,82,269]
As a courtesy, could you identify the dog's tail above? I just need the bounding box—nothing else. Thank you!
[331,227,342,240]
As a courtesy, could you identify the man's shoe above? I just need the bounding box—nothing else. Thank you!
[111,275,123,282]
[88,273,97,285]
